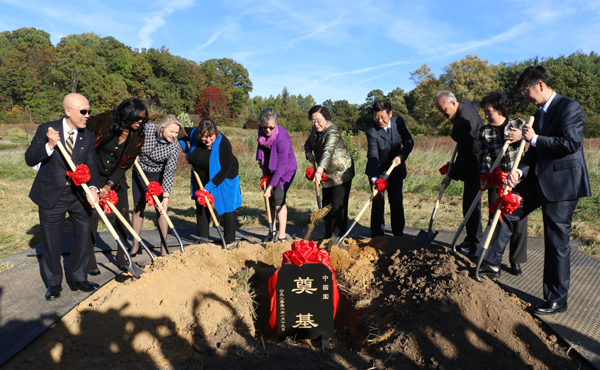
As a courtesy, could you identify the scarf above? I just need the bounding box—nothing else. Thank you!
[256,124,279,166]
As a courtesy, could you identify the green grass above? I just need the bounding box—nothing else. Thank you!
[1,128,599,263]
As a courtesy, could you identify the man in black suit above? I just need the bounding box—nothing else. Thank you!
[435,91,483,255]
[365,101,414,237]
[25,93,101,301]
[477,66,590,315]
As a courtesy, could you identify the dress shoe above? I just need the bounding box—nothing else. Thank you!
[510,263,522,276]
[88,269,101,276]
[477,261,501,279]
[456,241,472,254]
[532,301,567,315]
[45,285,62,301]
[69,281,100,292]
[465,246,478,259]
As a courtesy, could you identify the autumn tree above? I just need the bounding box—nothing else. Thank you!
[195,86,229,125]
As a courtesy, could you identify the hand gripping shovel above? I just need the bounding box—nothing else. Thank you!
[193,171,231,250]
[52,133,144,278]
[416,144,459,244]
[263,194,275,242]
[475,126,529,283]
[134,159,185,253]
[451,140,511,253]
[333,162,399,248]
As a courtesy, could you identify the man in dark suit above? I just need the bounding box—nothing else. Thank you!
[435,91,483,255]
[477,66,590,315]
[365,101,414,237]
[25,93,101,301]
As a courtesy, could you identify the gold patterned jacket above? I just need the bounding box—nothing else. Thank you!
[304,121,355,188]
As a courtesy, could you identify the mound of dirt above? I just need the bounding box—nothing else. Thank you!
[5,237,587,370]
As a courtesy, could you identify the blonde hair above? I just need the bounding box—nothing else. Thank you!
[157,115,185,138]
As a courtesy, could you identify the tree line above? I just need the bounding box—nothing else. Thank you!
[1,28,598,137]
[0,27,252,125]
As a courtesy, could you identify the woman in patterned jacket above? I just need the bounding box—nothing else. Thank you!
[131,115,185,257]
[479,90,527,276]
[304,105,355,240]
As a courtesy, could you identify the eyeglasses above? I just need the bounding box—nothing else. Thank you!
[69,107,92,115]
[134,116,149,124]
[521,81,543,96]
[263,125,276,131]
[310,119,324,124]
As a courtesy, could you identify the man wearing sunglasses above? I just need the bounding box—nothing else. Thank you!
[25,93,101,301]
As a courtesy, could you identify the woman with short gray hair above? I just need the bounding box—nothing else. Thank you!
[256,107,297,242]
[131,114,185,256]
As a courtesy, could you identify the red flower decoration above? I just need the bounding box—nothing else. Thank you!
[145,181,163,206]
[98,190,119,214]
[373,178,388,200]
[66,164,91,186]
[489,188,522,221]
[194,189,215,207]
[305,167,327,181]
[439,162,453,175]
[305,167,315,180]
[260,175,272,190]
[480,168,508,190]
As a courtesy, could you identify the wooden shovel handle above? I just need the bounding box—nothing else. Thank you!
[193,170,221,227]
[134,159,175,229]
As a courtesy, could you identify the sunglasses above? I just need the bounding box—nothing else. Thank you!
[263,125,276,131]
[133,116,149,124]
[70,107,92,115]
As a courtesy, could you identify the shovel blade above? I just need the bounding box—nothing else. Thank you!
[416,229,438,244]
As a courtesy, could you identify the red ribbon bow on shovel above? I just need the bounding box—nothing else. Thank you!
[194,189,215,207]
[66,164,91,186]
[373,178,388,200]
[489,188,522,222]
[98,190,119,214]
[145,181,163,206]
[439,162,453,175]
[480,168,508,191]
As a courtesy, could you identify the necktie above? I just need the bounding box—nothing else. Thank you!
[538,109,545,131]
[66,130,74,156]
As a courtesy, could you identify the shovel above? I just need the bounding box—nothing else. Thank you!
[416,144,459,244]
[193,171,230,250]
[105,201,156,261]
[333,162,398,248]
[263,195,275,242]
[475,120,531,282]
[311,161,322,209]
[52,131,144,278]
[134,159,185,253]
[451,140,511,253]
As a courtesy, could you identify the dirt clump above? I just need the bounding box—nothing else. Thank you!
[4,236,588,370]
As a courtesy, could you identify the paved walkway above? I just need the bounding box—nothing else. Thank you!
[0,225,599,368]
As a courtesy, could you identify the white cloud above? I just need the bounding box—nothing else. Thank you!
[136,0,195,49]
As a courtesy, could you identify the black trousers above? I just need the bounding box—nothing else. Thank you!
[39,185,92,286]
[487,187,527,264]
[484,177,578,304]
[195,202,237,243]
[371,176,404,237]
[463,169,483,245]
[89,183,130,268]
[322,179,352,239]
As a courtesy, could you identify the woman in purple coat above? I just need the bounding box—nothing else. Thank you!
[256,108,297,242]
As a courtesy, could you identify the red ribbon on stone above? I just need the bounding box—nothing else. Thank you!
[194,189,215,207]
[145,181,163,206]
[268,240,339,333]
[98,190,118,214]
[260,175,272,190]
[489,188,522,222]
[305,167,327,181]
[66,164,91,186]
[480,168,507,191]
[439,162,453,175]
[373,178,388,201]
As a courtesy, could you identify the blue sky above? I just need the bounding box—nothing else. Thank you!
[1,0,598,105]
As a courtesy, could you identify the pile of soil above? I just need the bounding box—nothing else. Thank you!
[5,237,587,369]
